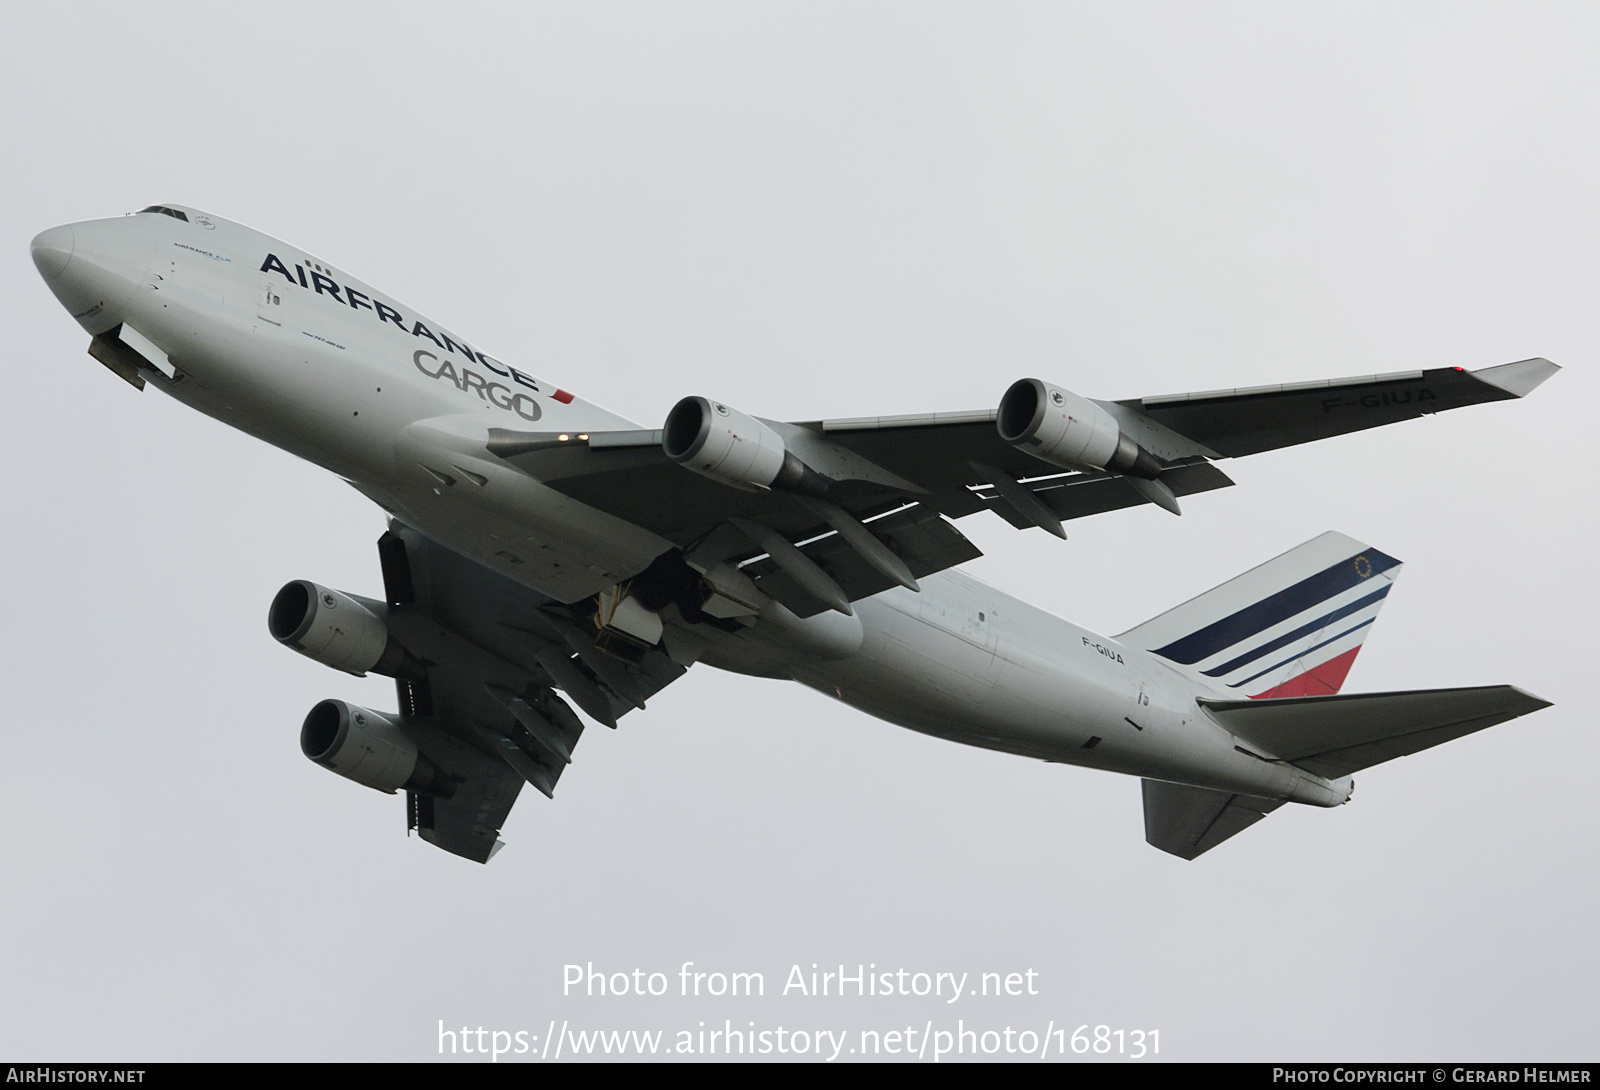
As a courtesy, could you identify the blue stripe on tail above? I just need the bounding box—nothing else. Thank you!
[1153,549,1399,665]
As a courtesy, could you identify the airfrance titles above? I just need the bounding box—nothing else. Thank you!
[258,252,576,410]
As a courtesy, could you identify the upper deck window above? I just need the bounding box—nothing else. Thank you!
[138,205,189,222]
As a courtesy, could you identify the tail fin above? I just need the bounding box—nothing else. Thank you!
[1118,531,1401,698]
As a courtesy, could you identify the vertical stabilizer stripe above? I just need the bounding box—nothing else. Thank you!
[1247,645,1363,699]
[1152,549,1398,665]
[1200,586,1390,677]
[1224,618,1376,689]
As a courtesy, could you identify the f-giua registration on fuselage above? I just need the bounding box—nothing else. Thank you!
[30,204,1557,862]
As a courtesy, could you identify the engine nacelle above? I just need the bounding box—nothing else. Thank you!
[300,699,446,796]
[269,581,421,679]
[996,378,1163,479]
[663,396,826,495]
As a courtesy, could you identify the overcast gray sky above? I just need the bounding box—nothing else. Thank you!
[3,2,1594,1062]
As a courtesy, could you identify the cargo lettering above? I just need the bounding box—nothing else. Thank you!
[413,350,542,422]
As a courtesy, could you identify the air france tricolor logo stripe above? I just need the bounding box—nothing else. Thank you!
[1142,547,1403,699]
[1151,549,1400,666]
[1224,617,1376,690]
[1199,585,1391,678]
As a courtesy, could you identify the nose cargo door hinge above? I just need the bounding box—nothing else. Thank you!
[87,324,177,390]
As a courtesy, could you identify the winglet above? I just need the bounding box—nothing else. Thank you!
[1471,358,1559,398]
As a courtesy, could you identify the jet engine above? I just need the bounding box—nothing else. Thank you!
[269,580,422,679]
[300,699,447,796]
[996,378,1165,479]
[663,396,827,495]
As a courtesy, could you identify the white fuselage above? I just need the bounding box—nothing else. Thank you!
[33,207,1348,809]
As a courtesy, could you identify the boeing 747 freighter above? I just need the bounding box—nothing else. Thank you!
[30,204,1556,861]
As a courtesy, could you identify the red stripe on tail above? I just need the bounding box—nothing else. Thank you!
[1248,646,1362,700]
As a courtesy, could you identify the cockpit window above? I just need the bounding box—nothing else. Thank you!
[138,205,190,222]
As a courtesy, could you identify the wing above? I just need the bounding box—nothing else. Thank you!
[485,427,1231,620]
[484,359,1552,620]
[375,523,687,862]
[1117,358,1560,457]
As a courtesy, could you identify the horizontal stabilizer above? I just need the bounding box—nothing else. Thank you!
[1198,685,1551,779]
[1142,779,1285,860]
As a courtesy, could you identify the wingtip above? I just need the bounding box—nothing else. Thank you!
[1505,685,1555,713]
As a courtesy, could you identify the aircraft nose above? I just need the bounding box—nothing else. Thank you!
[32,215,159,334]
[31,225,74,281]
